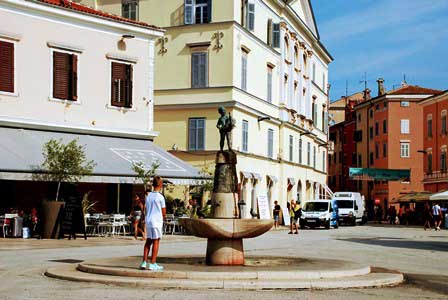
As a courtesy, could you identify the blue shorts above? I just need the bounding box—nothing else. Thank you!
[274,215,279,222]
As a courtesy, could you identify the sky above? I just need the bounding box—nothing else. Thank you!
[312,0,448,101]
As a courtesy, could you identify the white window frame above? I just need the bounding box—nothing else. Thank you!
[122,0,139,21]
[106,58,136,111]
[242,120,248,153]
[0,37,19,97]
[289,135,294,162]
[400,142,410,158]
[241,50,248,91]
[188,117,206,151]
[267,128,274,158]
[400,119,410,134]
[49,48,82,106]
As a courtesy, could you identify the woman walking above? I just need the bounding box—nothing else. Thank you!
[423,202,433,231]
[131,194,145,240]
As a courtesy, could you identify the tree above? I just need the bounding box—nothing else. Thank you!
[132,161,160,190]
[39,139,96,201]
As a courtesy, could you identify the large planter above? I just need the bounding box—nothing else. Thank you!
[41,201,64,239]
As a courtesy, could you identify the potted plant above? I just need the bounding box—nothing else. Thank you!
[36,139,95,239]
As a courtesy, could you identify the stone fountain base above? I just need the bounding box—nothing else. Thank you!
[179,218,273,265]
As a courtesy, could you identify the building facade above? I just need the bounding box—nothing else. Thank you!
[83,0,333,215]
[354,83,441,214]
[420,91,448,192]
[0,0,201,213]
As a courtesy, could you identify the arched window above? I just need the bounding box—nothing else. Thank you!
[303,53,308,76]
[427,114,433,138]
[284,37,290,61]
[294,46,299,70]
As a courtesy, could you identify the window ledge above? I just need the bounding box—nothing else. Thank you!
[47,41,84,53]
[0,91,19,97]
[48,97,81,105]
[106,104,136,112]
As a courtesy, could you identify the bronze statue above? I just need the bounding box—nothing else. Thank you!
[216,106,235,151]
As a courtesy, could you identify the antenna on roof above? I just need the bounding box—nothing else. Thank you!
[402,73,407,86]
[345,80,348,97]
[359,72,367,91]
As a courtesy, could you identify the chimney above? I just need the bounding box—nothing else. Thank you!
[363,88,371,101]
[377,78,386,96]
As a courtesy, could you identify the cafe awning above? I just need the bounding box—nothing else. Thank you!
[430,190,448,201]
[349,168,410,181]
[395,191,433,203]
[0,126,205,184]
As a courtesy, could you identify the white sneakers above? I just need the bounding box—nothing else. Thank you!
[139,261,164,271]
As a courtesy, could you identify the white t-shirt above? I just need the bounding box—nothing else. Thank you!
[432,205,441,216]
[145,192,166,228]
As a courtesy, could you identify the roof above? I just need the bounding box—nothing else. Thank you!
[33,0,162,31]
[387,85,443,96]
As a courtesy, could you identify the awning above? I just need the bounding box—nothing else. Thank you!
[288,177,296,186]
[240,171,252,179]
[0,127,205,184]
[395,191,433,203]
[430,190,448,201]
[349,168,410,181]
[251,172,262,181]
[266,175,278,183]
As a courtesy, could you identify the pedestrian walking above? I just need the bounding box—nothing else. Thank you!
[423,202,433,231]
[388,206,397,225]
[140,176,166,271]
[432,202,442,231]
[131,194,145,240]
[288,199,300,234]
[273,200,281,229]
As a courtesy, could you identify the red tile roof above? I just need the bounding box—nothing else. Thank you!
[387,85,442,95]
[34,0,162,31]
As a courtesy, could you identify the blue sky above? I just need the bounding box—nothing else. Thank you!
[312,0,448,101]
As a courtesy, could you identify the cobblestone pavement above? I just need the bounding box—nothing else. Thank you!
[0,224,446,300]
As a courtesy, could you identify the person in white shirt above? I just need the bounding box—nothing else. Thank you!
[140,176,166,271]
[432,202,442,231]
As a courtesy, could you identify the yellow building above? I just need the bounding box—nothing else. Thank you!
[82,0,333,216]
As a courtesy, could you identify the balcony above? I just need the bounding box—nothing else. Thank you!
[424,170,448,182]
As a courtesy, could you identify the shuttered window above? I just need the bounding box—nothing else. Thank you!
[53,51,78,101]
[122,0,139,20]
[267,19,273,46]
[241,51,247,91]
[184,0,194,24]
[111,62,133,108]
[313,146,316,168]
[242,120,248,153]
[267,66,272,103]
[189,118,205,151]
[191,52,208,88]
[298,139,302,164]
[267,129,274,158]
[0,41,14,93]
[289,135,293,162]
[247,2,255,31]
[272,23,280,48]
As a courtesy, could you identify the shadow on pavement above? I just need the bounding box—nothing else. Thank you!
[406,273,448,295]
[338,238,448,252]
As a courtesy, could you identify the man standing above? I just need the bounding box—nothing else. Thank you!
[273,201,281,229]
[140,176,166,270]
[432,202,442,231]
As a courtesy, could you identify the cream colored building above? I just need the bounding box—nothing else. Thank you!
[84,0,333,217]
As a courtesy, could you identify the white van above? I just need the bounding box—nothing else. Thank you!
[301,200,336,229]
[332,192,365,225]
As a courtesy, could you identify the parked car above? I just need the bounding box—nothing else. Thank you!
[332,192,366,226]
[301,200,338,229]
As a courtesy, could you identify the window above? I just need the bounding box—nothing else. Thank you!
[384,102,388,108]
[369,152,374,164]
[369,109,373,118]
[323,151,326,172]
[191,52,208,88]
[401,101,410,107]
[375,122,379,136]
[383,142,387,158]
[312,63,316,82]
[267,19,273,45]
[188,118,205,151]
[400,142,410,158]
[272,23,280,48]
[375,104,380,110]
[401,119,410,134]
[322,73,326,92]
[289,135,293,161]
[242,120,248,152]
[122,0,138,20]
[313,146,316,168]
[312,102,318,125]
[358,154,362,166]
[369,127,373,139]
[267,129,274,158]
[0,41,14,93]
[184,0,211,24]
[442,111,447,135]
[357,113,361,122]
[383,119,387,134]
[241,50,248,91]
[267,66,272,103]
[246,1,255,31]
[307,142,311,165]
[53,51,78,101]
[299,139,303,164]
[375,143,379,159]
[427,153,433,173]
[441,151,447,172]
[427,115,433,138]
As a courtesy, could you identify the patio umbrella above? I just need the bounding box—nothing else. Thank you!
[430,190,448,201]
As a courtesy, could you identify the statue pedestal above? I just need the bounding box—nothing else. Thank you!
[206,239,244,265]
[212,151,238,218]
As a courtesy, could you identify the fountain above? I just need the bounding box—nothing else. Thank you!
[181,107,272,265]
